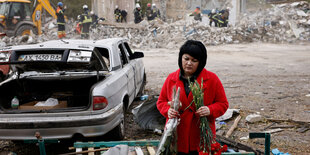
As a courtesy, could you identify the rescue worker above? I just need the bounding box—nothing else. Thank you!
[145,3,153,21]
[134,3,143,24]
[217,7,229,27]
[121,9,128,23]
[190,6,202,21]
[90,11,99,28]
[221,7,230,27]
[79,5,92,39]
[56,2,66,39]
[152,3,161,20]
[114,5,122,22]
[212,13,226,27]
[208,9,216,26]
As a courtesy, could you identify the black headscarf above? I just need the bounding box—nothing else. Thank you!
[178,40,207,77]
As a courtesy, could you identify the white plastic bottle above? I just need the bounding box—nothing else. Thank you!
[11,96,19,109]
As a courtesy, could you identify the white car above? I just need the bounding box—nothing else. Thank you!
[0,38,146,140]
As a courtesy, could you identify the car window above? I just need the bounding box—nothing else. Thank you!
[0,3,9,15]
[123,42,134,56]
[9,2,22,18]
[97,48,110,69]
[23,2,31,19]
[118,43,128,66]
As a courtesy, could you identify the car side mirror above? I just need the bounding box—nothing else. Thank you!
[130,51,144,59]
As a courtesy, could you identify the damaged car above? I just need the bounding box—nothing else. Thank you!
[0,38,146,140]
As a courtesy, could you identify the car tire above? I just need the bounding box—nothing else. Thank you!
[16,25,38,36]
[109,108,125,140]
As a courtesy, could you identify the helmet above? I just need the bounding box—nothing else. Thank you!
[90,11,94,15]
[152,3,156,7]
[196,6,200,9]
[115,5,118,9]
[57,2,63,7]
[83,5,88,9]
[147,3,151,7]
[77,15,81,20]
[135,3,140,8]
[211,9,216,13]
[226,7,230,10]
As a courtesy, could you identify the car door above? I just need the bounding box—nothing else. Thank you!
[117,42,136,105]
[122,42,144,96]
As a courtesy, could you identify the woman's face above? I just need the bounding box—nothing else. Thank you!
[182,54,199,77]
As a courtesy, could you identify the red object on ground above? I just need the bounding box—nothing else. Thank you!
[198,143,228,155]
[75,23,81,34]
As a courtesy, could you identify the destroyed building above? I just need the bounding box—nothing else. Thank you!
[91,0,246,24]
[1,1,309,49]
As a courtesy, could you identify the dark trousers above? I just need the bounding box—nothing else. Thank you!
[58,24,65,31]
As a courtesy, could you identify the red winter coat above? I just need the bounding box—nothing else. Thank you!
[157,68,229,153]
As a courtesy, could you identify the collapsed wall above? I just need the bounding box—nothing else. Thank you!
[1,1,309,49]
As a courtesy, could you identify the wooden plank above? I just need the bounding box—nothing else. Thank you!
[74,140,159,148]
[59,148,109,155]
[264,128,284,134]
[225,115,242,138]
[147,146,156,155]
[297,126,310,133]
[267,118,310,125]
[269,125,295,129]
[263,122,276,130]
[75,147,82,155]
[88,147,94,155]
[135,147,144,155]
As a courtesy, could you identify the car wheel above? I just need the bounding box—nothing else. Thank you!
[137,73,146,97]
[109,109,125,140]
[16,25,38,36]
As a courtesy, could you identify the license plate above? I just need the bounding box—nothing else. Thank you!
[18,54,62,61]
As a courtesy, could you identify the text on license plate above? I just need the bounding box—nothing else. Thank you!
[18,54,62,61]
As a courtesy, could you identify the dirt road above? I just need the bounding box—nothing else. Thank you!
[1,43,309,154]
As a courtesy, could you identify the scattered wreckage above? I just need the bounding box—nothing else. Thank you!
[0,38,146,140]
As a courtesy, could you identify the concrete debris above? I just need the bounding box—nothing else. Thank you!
[264,128,284,134]
[216,109,240,122]
[1,1,310,49]
[245,114,263,123]
[240,136,249,141]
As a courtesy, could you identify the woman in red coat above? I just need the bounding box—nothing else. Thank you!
[157,40,229,155]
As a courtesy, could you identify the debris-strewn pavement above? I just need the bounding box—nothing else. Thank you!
[1,1,310,49]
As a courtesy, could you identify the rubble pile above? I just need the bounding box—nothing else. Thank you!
[1,1,309,49]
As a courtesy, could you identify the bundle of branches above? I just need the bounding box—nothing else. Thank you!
[189,78,214,153]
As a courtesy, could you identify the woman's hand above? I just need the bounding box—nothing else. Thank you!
[168,108,179,119]
[196,106,210,117]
